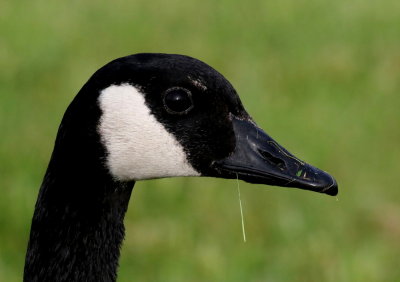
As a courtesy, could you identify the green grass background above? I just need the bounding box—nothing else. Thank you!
[1,0,399,281]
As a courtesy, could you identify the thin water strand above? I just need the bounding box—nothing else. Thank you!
[236,174,246,242]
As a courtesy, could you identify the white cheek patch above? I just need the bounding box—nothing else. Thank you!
[98,84,200,181]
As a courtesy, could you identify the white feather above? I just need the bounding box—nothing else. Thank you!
[98,84,200,181]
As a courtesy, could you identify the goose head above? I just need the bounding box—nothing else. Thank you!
[24,53,338,282]
[69,53,338,195]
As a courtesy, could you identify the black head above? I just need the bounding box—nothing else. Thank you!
[66,53,338,195]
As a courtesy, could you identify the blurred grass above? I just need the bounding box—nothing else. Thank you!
[1,0,400,281]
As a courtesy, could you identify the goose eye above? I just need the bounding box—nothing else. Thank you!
[163,87,194,115]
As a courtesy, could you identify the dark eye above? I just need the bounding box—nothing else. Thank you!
[163,87,194,115]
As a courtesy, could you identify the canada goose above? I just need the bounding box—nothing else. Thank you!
[24,53,338,282]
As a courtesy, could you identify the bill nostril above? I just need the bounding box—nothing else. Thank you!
[258,149,287,170]
[296,168,312,180]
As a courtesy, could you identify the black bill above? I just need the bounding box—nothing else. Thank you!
[212,118,338,196]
